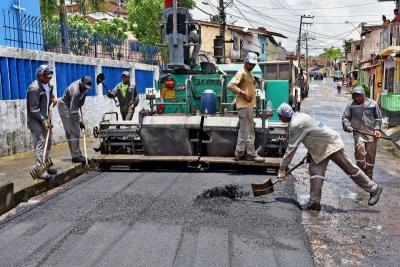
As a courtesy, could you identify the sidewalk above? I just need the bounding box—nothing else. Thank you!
[0,137,99,214]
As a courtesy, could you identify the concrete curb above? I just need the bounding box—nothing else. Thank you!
[0,160,97,216]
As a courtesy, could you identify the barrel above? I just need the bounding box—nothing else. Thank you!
[200,89,217,115]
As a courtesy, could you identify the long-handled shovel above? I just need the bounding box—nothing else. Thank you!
[352,129,400,151]
[30,104,54,179]
[251,155,308,197]
[80,108,88,166]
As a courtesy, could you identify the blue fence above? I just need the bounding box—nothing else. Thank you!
[135,70,154,94]
[101,66,130,95]
[55,63,96,97]
[0,57,45,100]
[0,56,154,100]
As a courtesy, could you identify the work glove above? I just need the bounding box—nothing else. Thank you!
[374,130,381,139]
[277,169,286,181]
[79,121,85,130]
[347,126,353,133]
[42,118,52,130]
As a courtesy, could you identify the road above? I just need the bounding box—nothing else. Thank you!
[0,78,399,266]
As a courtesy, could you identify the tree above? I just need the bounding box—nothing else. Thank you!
[94,18,129,59]
[126,0,195,45]
[319,47,342,67]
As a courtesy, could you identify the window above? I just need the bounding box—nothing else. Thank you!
[385,67,395,92]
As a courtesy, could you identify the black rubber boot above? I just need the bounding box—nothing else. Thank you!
[368,185,383,206]
[47,168,57,175]
[72,156,87,163]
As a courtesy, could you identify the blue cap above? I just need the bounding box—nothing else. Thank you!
[277,103,294,118]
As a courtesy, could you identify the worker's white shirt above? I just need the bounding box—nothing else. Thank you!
[43,83,50,115]
[280,113,344,169]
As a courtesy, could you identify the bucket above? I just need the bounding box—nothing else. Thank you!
[201,89,217,115]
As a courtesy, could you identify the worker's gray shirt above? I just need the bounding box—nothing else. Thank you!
[342,98,382,142]
[110,82,138,110]
[60,80,87,115]
[280,113,344,170]
[27,79,54,131]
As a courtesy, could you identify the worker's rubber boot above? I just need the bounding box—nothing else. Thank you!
[234,151,245,161]
[39,171,51,180]
[47,168,57,175]
[72,156,87,164]
[368,185,383,206]
[246,155,265,162]
[301,177,324,211]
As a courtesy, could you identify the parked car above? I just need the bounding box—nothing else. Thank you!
[309,68,319,78]
[333,70,344,82]
[314,72,324,80]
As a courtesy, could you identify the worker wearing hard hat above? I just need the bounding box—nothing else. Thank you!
[342,86,382,180]
[277,103,383,211]
[106,71,138,121]
[227,52,264,162]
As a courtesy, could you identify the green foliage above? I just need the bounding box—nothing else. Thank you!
[94,18,129,59]
[320,47,343,64]
[40,0,58,19]
[126,0,195,45]
[68,14,95,55]
[42,16,60,49]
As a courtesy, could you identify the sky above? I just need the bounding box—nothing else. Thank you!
[192,0,395,55]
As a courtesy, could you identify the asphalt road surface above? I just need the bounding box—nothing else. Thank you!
[0,169,313,266]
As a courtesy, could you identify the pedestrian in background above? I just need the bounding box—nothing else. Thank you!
[228,52,264,162]
[106,71,138,121]
[27,65,58,179]
[342,86,382,180]
[383,15,390,27]
[277,103,383,211]
[392,9,400,23]
[58,76,91,163]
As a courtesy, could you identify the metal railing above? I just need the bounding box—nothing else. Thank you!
[1,10,158,64]
[380,23,400,50]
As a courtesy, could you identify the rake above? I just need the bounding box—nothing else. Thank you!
[30,104,54,179]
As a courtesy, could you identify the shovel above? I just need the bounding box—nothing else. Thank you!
[30,103,54,179]
[251,155,308,197]
[353,129,400,151]
[80,108,88,166]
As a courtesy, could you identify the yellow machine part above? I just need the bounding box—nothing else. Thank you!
[161,85,175,99]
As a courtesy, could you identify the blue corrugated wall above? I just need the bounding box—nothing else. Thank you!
[0,57,45,100]
[101,66,130,95]
[55,63,96,97]
[135,70,154,94]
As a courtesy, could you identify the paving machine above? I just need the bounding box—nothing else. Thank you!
[94,0,290,170]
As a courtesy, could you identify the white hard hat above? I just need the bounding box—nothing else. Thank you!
[244,52,258,64]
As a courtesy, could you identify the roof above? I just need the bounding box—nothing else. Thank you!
[361,25,383,36]
[196,20,287,38]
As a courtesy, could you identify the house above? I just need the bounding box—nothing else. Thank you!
[0,0,42,50]
[66,0,128,21]
[196,20,286,63]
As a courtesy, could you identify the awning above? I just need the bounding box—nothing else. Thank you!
[360,63,382,70]
[378,46,400,57]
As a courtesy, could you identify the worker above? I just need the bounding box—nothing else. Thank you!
[276,103,383,211]
[106,71,138,120]
[342,86,382,180]
[58,76,92,163]
[27,65,58,179]
[188,24,201,67]
[227,52,264,162]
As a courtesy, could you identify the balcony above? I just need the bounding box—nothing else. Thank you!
[380,24,400,50]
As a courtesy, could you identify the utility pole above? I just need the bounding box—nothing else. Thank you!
[297,15,314,66]
[302,32,315,73]
[219,0,226,63]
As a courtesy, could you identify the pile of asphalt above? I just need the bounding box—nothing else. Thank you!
[195,184,250,200]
